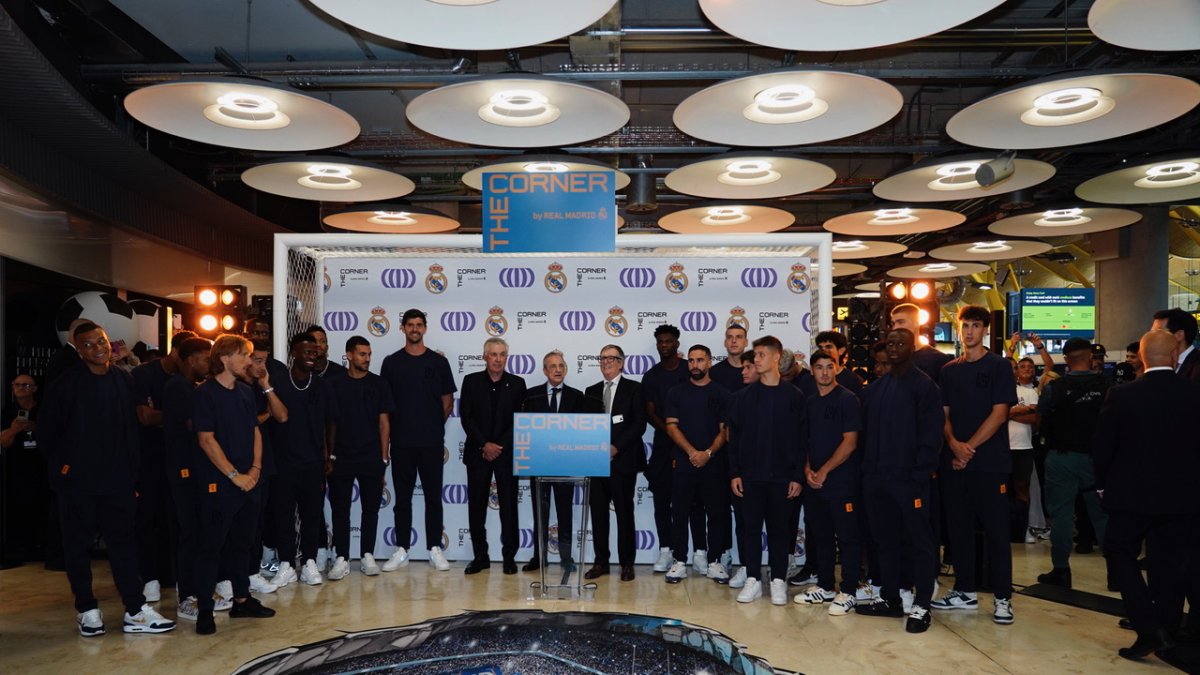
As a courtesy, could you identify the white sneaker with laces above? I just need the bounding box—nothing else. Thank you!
[301,559,324,586]
[653,547,673,573]
[900,588,914,614]
[828,592,856,616]
[737,578,762,603]
[429,546,451,571]
[328,556,350,581]
[665,560,688,584]
[796,586,836,605]
[213,587,233,612]
[770,579,788,606]
[249,573,278,594]
[381,547,409,572]
[273,562,298,587]
[360,553,381,576]
[177,596,198,622]
[930,589,978,611]
[993,597,1014,624]
[215,580,233,603]
[729,566,748,589]
[707,561,729,583]
[693,550,708,576]
[1025,528,1038,544]
[123,604,176,634]
[316,548,330,572]
[856,581,881,602]
[77,608,105,637]
[142,580,161,603]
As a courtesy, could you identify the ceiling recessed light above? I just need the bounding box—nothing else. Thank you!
[1134,161,1200,189]
[742,85,829,124]
[717,160,782,186]
[203,92,290,130]
[701,206,751,226]
[297,164,362,191]
[967,241,1011,254]
[870,208,918,225]
[1035,208,1091,227]
[523,162,571,173]
[1020,87,1115,127]
[477,89,561,127]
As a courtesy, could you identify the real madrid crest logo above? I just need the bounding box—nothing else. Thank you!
[488,481,500,510]
[727,306,749,330]
[323,271,332,294]
[544,262,567,293]
[605,306,628,338]
[486,306,508,337]
[368,306,390,337]
[788,263,811,294]
[665,262,689,294]
[425,263,448,294]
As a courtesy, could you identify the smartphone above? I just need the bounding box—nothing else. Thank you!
[16,409,30,420]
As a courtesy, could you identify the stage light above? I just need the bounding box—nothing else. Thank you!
[199,315,219,332]
[918,308,931,326]
[910,281,932,300]
[194,285,246,336]
[888,282,907,300]
[197,289,218,307]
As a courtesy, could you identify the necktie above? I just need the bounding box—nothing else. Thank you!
[550,386,560,413]
[604,380,615,414]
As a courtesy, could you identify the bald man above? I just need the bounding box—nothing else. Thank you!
[1095,330,1200,663]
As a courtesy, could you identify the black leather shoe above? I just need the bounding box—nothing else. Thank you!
[465,559,491,575]
[1118,618,1133,631]
[196,611,216,635]
[1119,630,1174,660]
[857,598,906,618]
[522,560,540,572]
[503,560,518,575]
[620,565,635,582]
[1037,567,1072,588]
[230,597,275,618]
[584,564,610,580]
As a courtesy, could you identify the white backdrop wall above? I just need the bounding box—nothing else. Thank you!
[281,235,831,565]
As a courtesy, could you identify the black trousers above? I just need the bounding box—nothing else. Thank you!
[247,476,271,576]
[166,469,200,599]
[135,451,174,583]
[195,487,261,613]
[466,458,519,562]
[328,461,385,558]
[740,481,794,582]
[529,478,575,563]
[646,448,707,552]
[941,470,1013,599]
[1105,511,1196,636]
[671,468,731,563]
[391,446,444,551]
[732,494,757,574]
[58,491,145,614]
[270,464,324,565]
[590,468,637,566]
[864,473,936,607]
[805,488,862,593]
[902,469,943,589]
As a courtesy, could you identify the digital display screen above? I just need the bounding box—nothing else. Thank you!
[1020,288,1095,339]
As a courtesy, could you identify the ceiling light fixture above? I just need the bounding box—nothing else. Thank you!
[323,203,459,234]
[742,85,829,124]
[928,162,983,191]
[832,240,868,253]
[701,206,751,226]
[462,155,629,191]
[1076,154,1200,203]
[477,89,561,127]
[297,164,362,190]
[665,152,835,199]
[1134,161,1200,189]
[523,162,571,173]
[967,241,1012,254]
[657,203,793,234]
[242,157,414,201]
[1021,87,1115,127]
[1036,208,1091,227]
[870,208,918,225]
[203,92,290,129]
[922,263,957,273]
[1089,0,1200,52]
[717,160,782,186]
[875,153,1055,201]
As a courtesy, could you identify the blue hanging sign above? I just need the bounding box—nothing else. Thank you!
[482,171,616,253]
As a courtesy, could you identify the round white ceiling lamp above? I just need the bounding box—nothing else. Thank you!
[698,0,1005,51]
[123,78,360,151]
[988,206,1141,237]
[1075,154,1200,204]
[824,205,966,236]
[322,203,459,234]
[657,204,794,234]
[673,69,902,146]
[242,157,414,201]
[664,152,837,199]
[406,75,629,148]
[928,239,1052,262]
[812,261,868,277]
[461,155,629,191]
[873,153,1056,202]
[888,261,990,279]
[854,282,883,292]
[1089,0,1200,52]
[307,0,616,50]
[946,72,1200,149]
[831,240,908,260]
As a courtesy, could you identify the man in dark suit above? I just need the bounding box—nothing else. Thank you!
[460,337,528,575]
[584,344,647,582]
[1152,308,1199,382]
[520,350,599,572]
[1095,329,1200,664]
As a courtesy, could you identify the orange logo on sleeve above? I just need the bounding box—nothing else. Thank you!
[180,469,190,479]
[60,464,70,475]
[208,483,218,493]
[914,498,923,509]
[844,503,854,513]
[999,484,1007,494]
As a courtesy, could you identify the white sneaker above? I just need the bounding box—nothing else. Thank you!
[123,604,175,634]
[273,562,298,587]
[665,560,688,584]
[316,547,331,571]
[215,580,233,604]
[993,597,1014,625]
[360,553,381,576]
[796,586,836,605]
[429,546,451,571]
[693,550,708,576]
[328,556,350,581]
[900,588,914,614]
[720,550,732,570]
[769,578,788,606]
[729,566,748,589]
[1025,528,1038,544]
[653,547,673,573]
[930,589,978,611]
[301,559,324,586]
[737,578,762,603]
[142,580,161,603]
[176,596,198,622]
[249,573,279,594]
[77,608,105,637]
[828,592,856,616]
[856,582,881,602]
[381,547,409,572]
[707,561,729,583]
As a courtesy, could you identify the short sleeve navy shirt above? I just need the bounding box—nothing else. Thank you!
[380,349,456,448]
[192,378,259,481]
[805,386,862,495]
[664,381,730,473]
[939,351,1016,473]
[328,371,396,463]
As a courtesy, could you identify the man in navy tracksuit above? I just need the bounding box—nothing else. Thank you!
[857,328,944,634]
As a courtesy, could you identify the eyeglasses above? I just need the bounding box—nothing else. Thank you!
[12,383,36,389]
[598,355,623,362]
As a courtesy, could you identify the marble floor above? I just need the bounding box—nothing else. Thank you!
[0,541,1178,674]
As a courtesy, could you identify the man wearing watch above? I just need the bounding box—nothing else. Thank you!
[192,335,275,635]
